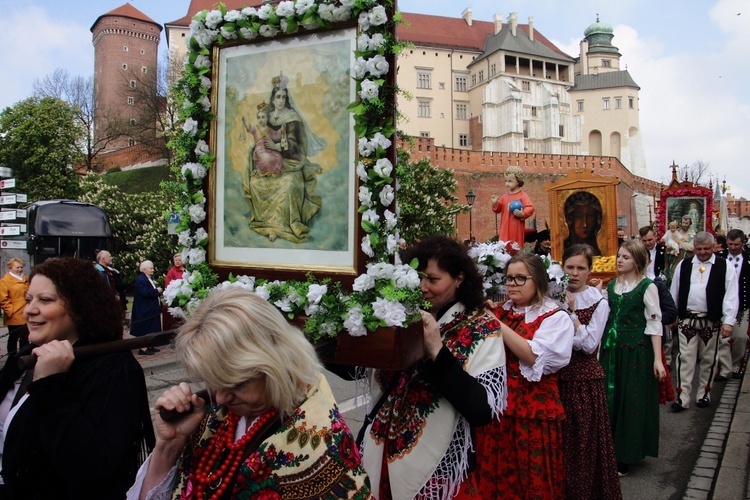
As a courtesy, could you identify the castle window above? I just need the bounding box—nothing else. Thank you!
[523,120,529,138]
[459,134,469,147]
[123,46,128,52]
[615,98,622,109]
[577,100,584,111]
[127,97,134,105]
[478,70,484,83]
[522,81,530,91]
[419,131,430,138]
[471,74,477,86]
[455,76,467,92]
[490,63,496,76]
[456,103,468,120]
[559,125,565,137]
[129,80,136,89]
[122,64,128,70]
[603,59,611,67]
[417,72,431,89]
[439,82,445,90]
[142,67,148,74]
[629,97,634,109]
[128,139,136,147]
[140,49,145,55]
[418,100,431,118]
[603,99,610,110]
[531,106,538,117]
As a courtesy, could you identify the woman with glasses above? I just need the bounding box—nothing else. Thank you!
[359,236,507,499]
[600,240,665,477]
[558,244,621,499]
[479,253,574,498]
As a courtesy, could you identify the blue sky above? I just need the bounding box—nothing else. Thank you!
[1,0,748,196]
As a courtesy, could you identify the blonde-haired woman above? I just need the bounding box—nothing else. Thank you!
[600,240,666,476]
[128,286,371,499]
[0,258,29,354]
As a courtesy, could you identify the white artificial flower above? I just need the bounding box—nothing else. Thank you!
[387,233,398,253]
[547,262,565,282]
[257,4,273,20]
[373,158,393,177]
[368,5,388,26]
[340,0,355,7]
[239,27,258,39]
[187,247,206,265]
[274,296,295,313]
[194,54,211,69]
[182,118,198,136]
[259,25,279,37]
[352,57,368,79]
[358,136,376,156]
[189,19,205,35]
[254,286,270,301]
[177,230,192,247]
[220,26,238,40]
[188,204,206,224]
[224,10,242,22]
[332,6,351,22]
[194,227,209,245]
[366,55,389,77]
[200,76,212,89]
[295,0,315,15]
[204,10,224,29]
[359,79,379,101]
[352,275,375,295]
[300,17,319,30]
[343,305,367,337]
[163,280,182,305]
[358,186,374,207]
[195,29,219,49]
[304,283,328,316]
[167,307,188,321]
[195,140,210,157]
[367,262,393,280]
[276,1,295,17]
[393,265,421,289]
[362,209,380,225]
[369,33,385,50]
[357,34,371,52]
[371,132,392,150]
[318,4,335,22]
[384,209,397,230]
[358,11,371,31]
[241,7,258,16]
[361,235,375,257]
[356,161,369,182]
[379,184,394,206]
[372,297,407,327]
[201,96,211,112]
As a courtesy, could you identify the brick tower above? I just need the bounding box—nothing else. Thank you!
[91,3,162,153]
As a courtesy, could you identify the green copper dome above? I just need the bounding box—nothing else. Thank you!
[584,16,619,54]
[584,18,614,37]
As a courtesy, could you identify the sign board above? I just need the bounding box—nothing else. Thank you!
[14,194,26,203]
[167,211,181,235]
[0,240,26,249]
[1,223,25,233]
[15,209,25,218]
[0,195,15,205]
[0,211,15,221]
[0,179,16,189]
[0,226,20,236]
[0,167,12,178]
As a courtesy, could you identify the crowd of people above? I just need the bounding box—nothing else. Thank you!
[0,214,744,499]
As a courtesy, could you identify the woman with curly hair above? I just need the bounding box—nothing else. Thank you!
[359,236,507,499]
[0,257,154,498]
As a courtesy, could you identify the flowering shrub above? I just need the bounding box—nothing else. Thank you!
[164,0,427,337]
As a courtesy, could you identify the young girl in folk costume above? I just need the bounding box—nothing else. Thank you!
[491,166,534,248]
[243,102,283,176]
[477,253,574,498]
[600,240,666,477]
[558,244,621,499]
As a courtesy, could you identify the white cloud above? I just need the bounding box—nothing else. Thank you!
[0,6,93,110]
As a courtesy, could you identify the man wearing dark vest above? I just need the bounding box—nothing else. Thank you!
[670,231,738,411]
[716,229,750,380]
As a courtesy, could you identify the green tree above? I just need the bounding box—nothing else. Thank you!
[78,173,175,286]
[395,145,468,242]
[0,97,82,201]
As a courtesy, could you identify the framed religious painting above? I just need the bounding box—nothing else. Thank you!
[208,27,362,281]
[547,170,620,260]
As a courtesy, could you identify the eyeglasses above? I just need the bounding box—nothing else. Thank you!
[505,275,534,286]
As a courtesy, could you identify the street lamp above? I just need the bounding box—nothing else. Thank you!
[466,189,476,241]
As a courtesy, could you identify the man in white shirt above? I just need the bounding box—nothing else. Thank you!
[716,229,750,380]
[670,232,738,411]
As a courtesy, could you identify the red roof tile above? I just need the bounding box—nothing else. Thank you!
[398,12,493,51]
[91,3,162,32]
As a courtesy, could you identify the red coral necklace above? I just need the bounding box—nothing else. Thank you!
[190,407,278,500]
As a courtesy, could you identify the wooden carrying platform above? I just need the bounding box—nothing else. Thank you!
[330,322,424,370]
